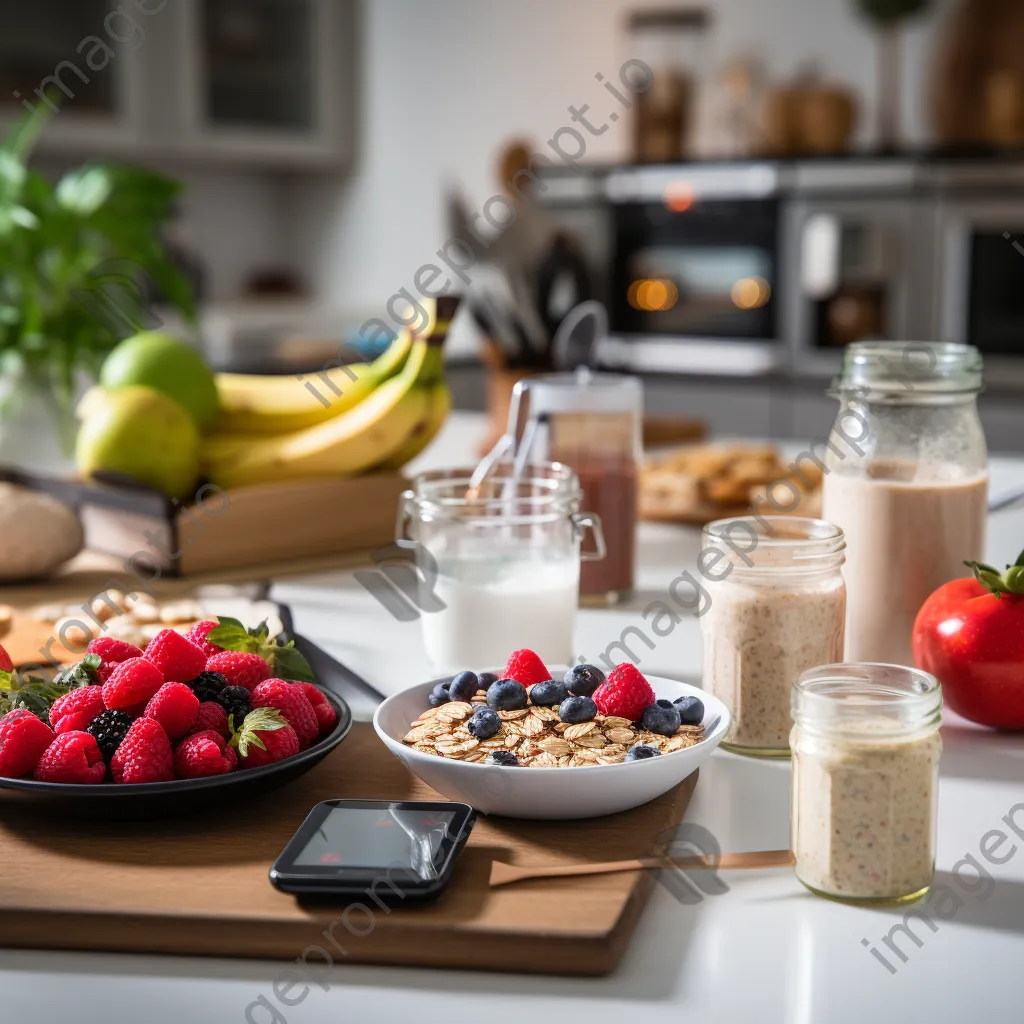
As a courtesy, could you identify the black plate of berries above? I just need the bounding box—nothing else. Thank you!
[0,614,353,818]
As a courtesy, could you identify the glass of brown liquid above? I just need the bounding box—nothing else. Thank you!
[511,372,642,605]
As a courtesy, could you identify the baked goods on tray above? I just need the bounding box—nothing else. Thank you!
[639,443,823,524]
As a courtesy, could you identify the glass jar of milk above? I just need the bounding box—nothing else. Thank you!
[822,342,987,666]
[398,463,605,673]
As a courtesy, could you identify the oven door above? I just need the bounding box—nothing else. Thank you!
[605,166,782,374]
[937,199,1024,380]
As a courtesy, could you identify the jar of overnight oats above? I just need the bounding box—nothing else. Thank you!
[700,516,846,757]
[791,663,942,905]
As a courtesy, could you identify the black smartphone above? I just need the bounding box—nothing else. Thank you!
[269,799,476,902]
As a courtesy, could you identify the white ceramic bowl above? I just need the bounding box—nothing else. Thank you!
[373,672,730,819]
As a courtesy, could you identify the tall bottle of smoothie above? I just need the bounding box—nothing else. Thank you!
[822,342,988,665]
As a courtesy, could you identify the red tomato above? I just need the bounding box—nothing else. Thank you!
[913,576,1024,729]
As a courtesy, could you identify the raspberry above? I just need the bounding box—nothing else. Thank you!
[88,637,145,684]
[87,637,144,664]
[33,731,107,783]
[205,650,271,692]
[251,679,318,749]
[298,682,338,737]
[174,729,237,779]
[0,642,13,673]
[592,663,656,722]
[231,708,299,769]
[189,701,229,738]
[503,649,551,688]
[0,709,55,778]
[48,685,106,735]
[144,629,207,683]
[111,717,173,784]
[102,658,165,712]
[145,682,200,739]
[186,620,223,659]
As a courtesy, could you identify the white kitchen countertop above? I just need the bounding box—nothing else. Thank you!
[3,413,1023,1024]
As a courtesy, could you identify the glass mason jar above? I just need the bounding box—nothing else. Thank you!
[821,342,988,665]
[512,372,642,606]
[700,516,846,757]
[791,663,942,904]
[397,462,605,673]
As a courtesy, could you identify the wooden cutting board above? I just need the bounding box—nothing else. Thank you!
[0,724,697,974]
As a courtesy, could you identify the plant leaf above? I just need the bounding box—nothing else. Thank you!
[206,618,256,652]
[53,653,102,688]
[270,644,315,683]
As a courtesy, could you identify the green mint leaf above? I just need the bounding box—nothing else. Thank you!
[206,618,258,653]
[269,644,315,683]
[54,653,103,688]
[247,619,270,643]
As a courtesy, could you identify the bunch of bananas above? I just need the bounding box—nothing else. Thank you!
[200,298,457,490]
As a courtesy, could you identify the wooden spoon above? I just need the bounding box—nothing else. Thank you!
[490,849,796,887]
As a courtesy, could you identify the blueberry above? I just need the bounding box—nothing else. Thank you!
[477,671,499,688]
[625,744,661,761]
[673,696,704,726]
[529,679,569,707]
[485,750,520,767]
[559,695,598,724]
[563,664,605,697]
[428,681,451,707]
[467,707,501,739]
[448,671,479,703]
[486,678,528,711]
[642,701,681,737]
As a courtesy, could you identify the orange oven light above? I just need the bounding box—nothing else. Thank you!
[663,183,695,212]
[628,279,679,312]
[731,276,771,310]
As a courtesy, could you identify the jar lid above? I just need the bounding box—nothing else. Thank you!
[835,341,983,394]
[526,371,643,417]
[792,663,942,737]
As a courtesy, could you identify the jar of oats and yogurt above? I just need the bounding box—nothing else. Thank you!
[791,664,942,904]
[700,517,846,756]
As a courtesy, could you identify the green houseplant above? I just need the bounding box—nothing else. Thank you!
[0,105,196,451]
[854,0,934,148]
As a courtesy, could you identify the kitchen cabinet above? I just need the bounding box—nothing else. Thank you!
[0,0,144,152]
[0,0,354,168]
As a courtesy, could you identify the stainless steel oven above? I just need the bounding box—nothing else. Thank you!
[935,184,1024,385]
[595,164,786,375]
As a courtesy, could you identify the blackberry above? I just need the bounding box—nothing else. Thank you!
[187,670,229,703]
[216,685,252,729]
[86,709,133,762]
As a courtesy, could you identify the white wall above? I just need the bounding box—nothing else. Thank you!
[284,0,954,311]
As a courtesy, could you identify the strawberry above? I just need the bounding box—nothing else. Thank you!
[143,629,207,683]
[230,707,299,769]
[185,620,223,659]
[251,679,318,749]
[204,617,314,682]
[33,731,107,784]
[0,643,13,674]
[298,682,338,738]
[145,682,200,739]
[102,658,165,712]
[503,649,551,688]
[188,701,229,738]
[0,709,55,778]
[174,729,237,779]
[592,663,656,722]
[111,717,173,784]
[48,685,105,735]
[205,650,271,692]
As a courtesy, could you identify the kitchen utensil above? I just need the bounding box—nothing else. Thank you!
[374,671,730,818]
[535,233,592,341]
[0,723,698,975]
[0,633,353,818]
[550,300,607,371]
[489,848,797,886]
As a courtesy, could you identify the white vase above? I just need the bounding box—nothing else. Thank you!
[0,371,80,476]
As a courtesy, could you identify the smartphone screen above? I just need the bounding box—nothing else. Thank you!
[291,804,461,880]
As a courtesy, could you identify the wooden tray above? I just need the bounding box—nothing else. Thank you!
[0,724,697,974]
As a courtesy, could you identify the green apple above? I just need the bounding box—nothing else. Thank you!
[76,385,200,500]
[100,331,220,431]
